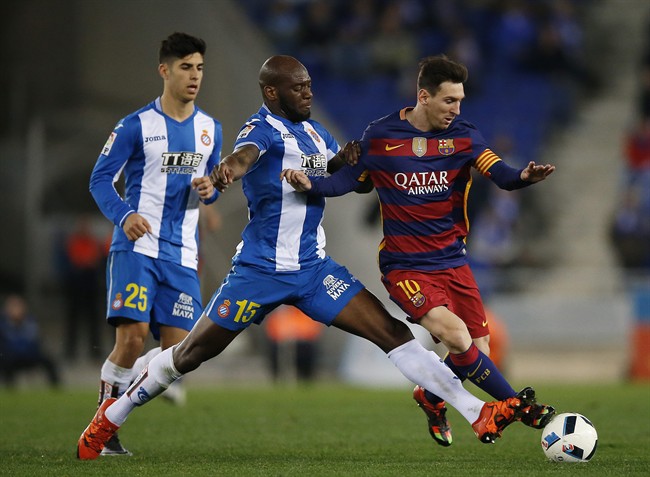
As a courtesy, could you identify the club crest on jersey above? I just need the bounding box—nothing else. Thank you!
[111,292,123,310]
[200,129,212,146]
[307,128,321,143]
[410,291,426,308]
[412,137,427,157]
[217,299,231,318]
[172,293,195,319]
[438,139,455,155]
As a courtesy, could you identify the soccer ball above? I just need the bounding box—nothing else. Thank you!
[541,412,598,462]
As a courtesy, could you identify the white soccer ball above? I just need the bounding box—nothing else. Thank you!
[541,412,598,462]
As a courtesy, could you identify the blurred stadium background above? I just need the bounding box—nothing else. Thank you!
[1,0,650,389]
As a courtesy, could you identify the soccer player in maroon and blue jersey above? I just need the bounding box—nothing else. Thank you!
[281,54,556,447]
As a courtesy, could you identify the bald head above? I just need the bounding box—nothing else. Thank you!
[259,55,307,88]
[259,55,313,122]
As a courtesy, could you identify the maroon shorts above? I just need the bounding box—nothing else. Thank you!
[382,264,489,341]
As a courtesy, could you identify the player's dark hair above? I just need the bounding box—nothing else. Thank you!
[159,32,206,63]
[417,54,468,94]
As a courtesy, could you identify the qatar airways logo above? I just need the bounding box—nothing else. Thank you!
[395,171,449,195]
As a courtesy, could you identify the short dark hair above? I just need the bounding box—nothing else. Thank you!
[159,32,206,64]
[417,55,468,94]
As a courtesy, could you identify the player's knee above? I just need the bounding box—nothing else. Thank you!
[444,328,473,354]
[112,335,147,362]
[118,333,147,350]
[421,308,469,348]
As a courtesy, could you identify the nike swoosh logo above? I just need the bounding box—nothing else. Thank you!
[385,144,404,151]
[482,320,488,327]
[466,359,483,378]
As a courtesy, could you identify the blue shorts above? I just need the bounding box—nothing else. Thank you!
[105,251,202,339]
[204,257,365,331]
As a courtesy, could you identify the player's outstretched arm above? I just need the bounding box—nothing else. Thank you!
[327,141,373,194]
[520,161,556,183]
[210,144,260,192]
[280,169,312,192]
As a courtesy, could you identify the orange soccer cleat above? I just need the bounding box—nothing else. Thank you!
[471,396,522,444]
[77,398,120,460]
[413,385,453,447]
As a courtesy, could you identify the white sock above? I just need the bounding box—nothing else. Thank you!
[388,339,483,424]
[105,347,182,426]
[130,347,162,381]
[100,359,132,401]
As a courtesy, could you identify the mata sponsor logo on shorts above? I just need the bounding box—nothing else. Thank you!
[323,274,350,300]
[172,293,195,319]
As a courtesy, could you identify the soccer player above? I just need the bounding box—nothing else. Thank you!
[281,54,556,447]
[86,32,221,455]
[77,55,539,460]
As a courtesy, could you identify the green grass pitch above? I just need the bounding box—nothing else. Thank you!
[1,382,648,476]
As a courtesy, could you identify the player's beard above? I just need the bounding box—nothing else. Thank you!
[279,96,310,123]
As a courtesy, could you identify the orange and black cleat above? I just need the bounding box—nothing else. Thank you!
[77,398,120,460]
[413,385,453,447]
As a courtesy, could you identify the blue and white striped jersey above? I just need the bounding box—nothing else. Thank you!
[90,97,222,270]
[232,105,339,272]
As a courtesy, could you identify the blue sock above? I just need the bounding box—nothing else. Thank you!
[449,343,515,400]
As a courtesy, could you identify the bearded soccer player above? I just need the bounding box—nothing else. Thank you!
[281,54,556,447]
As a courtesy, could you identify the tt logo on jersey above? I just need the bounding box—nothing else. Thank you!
[300,153,327,177]
[394,171,449,195]
[160,152,203,174]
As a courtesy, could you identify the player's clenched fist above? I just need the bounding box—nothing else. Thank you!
[191,176,215,200]
[210,162,234,192]
[122,213,152,241]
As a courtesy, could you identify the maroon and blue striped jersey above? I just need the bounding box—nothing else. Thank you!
[310,108,530,275]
